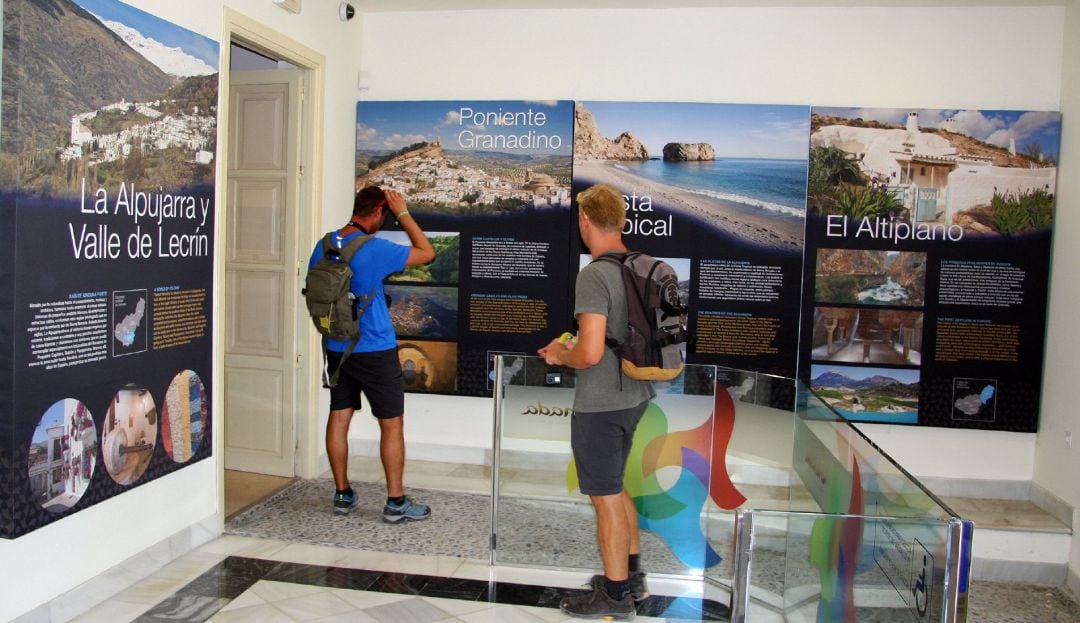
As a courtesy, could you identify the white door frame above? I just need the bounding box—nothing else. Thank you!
[214,10,324,520]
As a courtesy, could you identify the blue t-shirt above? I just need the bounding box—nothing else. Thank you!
[308,231,410,353]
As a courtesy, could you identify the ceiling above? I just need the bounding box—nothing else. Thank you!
[350,0,1065,12]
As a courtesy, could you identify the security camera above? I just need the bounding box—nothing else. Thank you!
[339,2,355,21]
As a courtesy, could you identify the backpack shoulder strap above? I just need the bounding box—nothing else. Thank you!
[338,234,372,262]
[320,232,372,261]
[321,232,338,254]
[323,232,372,261]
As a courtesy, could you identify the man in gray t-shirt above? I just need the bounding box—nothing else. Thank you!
[539,183,653,621]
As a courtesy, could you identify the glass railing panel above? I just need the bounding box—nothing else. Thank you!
[703,369,804,593]
[794,385,956,523]
[736,510,972,623]
[492,355,719,578]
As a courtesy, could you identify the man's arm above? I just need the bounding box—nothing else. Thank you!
[385,190,435,266]
[539,312,606,369]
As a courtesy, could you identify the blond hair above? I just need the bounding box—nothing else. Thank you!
[577,183,625,233]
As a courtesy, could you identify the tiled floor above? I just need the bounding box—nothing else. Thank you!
[65,458,1080,622]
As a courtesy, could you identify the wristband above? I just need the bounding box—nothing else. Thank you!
[395,210,410,219]
[557,332,576,345]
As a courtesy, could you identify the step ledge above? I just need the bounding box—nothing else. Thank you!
[969,558,1067,585]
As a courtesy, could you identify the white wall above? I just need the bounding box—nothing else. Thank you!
[1038,0,1080,594]
[0,1,364,621]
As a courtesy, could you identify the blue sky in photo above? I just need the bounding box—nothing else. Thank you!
[581,101,811,160]
[74,0,219,68]
[376,231,459,245]
[32,400,70,444]
[814,106,1061,160]
[357,100,574,155]
[811,364,921,385]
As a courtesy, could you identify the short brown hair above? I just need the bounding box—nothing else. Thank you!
[353,185,387,217]
[577,183,625,232]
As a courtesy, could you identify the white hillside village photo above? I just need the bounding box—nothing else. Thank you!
[59,10,217,168]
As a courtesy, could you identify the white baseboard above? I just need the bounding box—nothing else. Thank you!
[343,439,489,467]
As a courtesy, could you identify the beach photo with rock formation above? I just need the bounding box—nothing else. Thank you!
[573,101,809,251]
[356,100,573,215]
[809,107,1061,236]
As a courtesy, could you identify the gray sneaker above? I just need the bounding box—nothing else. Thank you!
[332,490,358,516]
[589,572,650,603]
[382,496,431,523]
[560,584,635,620]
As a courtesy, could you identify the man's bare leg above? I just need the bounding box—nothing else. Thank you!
[326,408,354,491]
[591,492,630,581]
[621,489,640,557]
[378,415,405,498]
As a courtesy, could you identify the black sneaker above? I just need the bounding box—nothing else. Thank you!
[560,583,635,620]
[589,572,650,603]
[332,489,358,516]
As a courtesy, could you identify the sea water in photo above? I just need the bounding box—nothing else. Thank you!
[617,158,808,220]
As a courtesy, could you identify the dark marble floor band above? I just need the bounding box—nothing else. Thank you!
[136,555,732,622]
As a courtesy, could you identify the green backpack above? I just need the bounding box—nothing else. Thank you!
[303,233,374,387]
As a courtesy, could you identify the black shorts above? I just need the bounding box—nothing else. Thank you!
[325,347,404,419]
[570,400,648,496]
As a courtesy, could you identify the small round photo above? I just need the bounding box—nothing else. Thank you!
[161,370,208,463]
[28,399,98,513]
[101,385,158,485]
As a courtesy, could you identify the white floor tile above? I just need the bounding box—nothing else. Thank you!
[361,595,459,623]
[217,589,267,612]
[198,535,291,558]
[66,599,148,623]
[250,580,328,602]
[209,603,297,623]
[456,603,550,623]
[332,588,414,610]
[269,542,352,567]
[421,595,498,617]
[309,610,381,623]
[273,590,356,621]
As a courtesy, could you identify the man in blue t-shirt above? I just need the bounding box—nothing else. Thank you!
[308,186,435,522]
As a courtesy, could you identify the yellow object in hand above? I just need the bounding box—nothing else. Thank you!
[557,332,576,345]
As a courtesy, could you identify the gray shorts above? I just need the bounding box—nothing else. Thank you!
[570,400,649,496]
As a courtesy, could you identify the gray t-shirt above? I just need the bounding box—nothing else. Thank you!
[572,255,655,413]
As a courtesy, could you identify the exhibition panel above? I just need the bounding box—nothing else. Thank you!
[1,0,219,538]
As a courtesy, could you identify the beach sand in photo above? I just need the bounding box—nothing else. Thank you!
[574,160,803,251]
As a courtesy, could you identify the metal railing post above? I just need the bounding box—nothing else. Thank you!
[730,509,754,622]
[941,518,972,622]
[489,355,505,567]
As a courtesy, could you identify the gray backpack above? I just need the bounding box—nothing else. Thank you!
[598,251,688,381]
[303,233,373,387]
